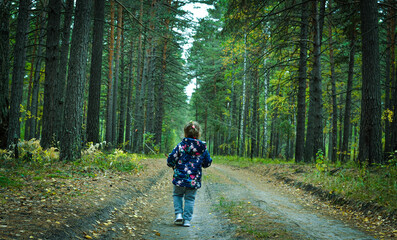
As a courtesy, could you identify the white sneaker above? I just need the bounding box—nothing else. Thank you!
[174,213,183,224]
[183,220,191,227]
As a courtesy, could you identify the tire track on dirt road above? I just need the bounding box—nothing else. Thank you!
[211,164,375,240]
[143,163,376,240]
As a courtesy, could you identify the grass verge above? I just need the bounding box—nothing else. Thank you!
[215,196,303,239]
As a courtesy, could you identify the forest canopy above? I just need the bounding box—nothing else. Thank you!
[0,0,396,166]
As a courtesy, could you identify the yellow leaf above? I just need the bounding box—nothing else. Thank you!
[155,232,161,236]
[85,235,92,239]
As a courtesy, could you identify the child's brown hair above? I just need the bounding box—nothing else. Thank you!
[184,121,201,139]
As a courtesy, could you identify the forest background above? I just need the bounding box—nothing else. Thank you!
[0,0,396,166]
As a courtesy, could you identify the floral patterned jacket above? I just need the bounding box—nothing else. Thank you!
[167,138,212,189]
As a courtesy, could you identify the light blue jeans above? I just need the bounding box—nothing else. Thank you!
[173,185,197,221]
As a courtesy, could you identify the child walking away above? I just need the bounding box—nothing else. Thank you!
[167,121,212,227]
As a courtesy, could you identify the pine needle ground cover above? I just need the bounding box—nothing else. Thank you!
[0,140,144,239]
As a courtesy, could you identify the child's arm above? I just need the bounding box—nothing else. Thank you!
[201,150,212,168]
[167,145,180,168]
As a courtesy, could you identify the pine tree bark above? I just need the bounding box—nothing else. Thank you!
[87,0,105,144]
[25,13,39,141]
[328,1,338,163]
[154,0,172,151]
[112,5,122,144]
[250,69,259,159]
[0,0,10,148]
[146,46,155,135]
[41,0,61,149]
[145,0,157,143]
[295,0,309,163]
[132,0,144,152]
[106,0,115,147]
[358,0,383,164]
[304,0,324,162]
[55,0,73,140]
[384,0,395,156]
[118,29,126,146]
[27,9,46,141]
[341,28,356,163]
[239,33,247,156]
[125,40,134,150]
[7,0,31,147]
[60,0,92,161]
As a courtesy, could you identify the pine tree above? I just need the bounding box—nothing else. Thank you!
[60,0,92,161]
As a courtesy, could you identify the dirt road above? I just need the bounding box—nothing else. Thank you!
[138,160,375,240]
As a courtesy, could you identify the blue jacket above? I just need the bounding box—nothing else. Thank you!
[167,138,212,189]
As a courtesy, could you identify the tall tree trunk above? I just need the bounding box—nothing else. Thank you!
[391,8,397,156]
[305,0,324,162]
[106,0,115,147]
[86,0,105,144]
[133,0,144,152]
[338,98,343,161]
[125,40,134,150]
[385,0,395,156]
[27,9,46,141]
[341,28,356,163]
[0,0,10,148]
[133,36,147,153]
[262,67,269,157]
[239,33,247,156]
[60,0,92,161]
[295,0,308,163]
[112,4,123,145]
[145,0,157,142]
[24,11,39,141]
[251,69,258,159]
[228,71,235,155]
[154,0,172,151]
[328,2,338,163]
[7,0,31,147]
[41,0,61,149]
[358,0,382,165]
[118,29,126,146]
[55,0,73,140]
[146,47,155,135]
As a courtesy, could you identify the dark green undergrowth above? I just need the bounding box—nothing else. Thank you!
[215,155,295,167]
[0,140,143,189]
[215,155,397,214]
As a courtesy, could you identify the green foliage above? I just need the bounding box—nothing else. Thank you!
[80,143,142,173]
[18,139,58,166]
[315,149,328,173]
[305,159,397,212]
[0,141,143,189]
[143,132,159,154]
[215,155,295,168]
